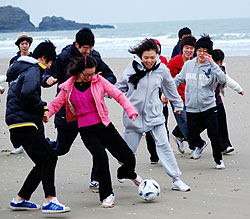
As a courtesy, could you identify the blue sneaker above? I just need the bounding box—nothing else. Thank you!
[10,199,40,211]
[42,197,70,214]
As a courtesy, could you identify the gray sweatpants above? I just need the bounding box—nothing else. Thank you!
[124,123,181,178]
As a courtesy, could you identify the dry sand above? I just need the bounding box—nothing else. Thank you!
[0,57,250,219]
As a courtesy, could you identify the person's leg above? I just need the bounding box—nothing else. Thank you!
[150,124,190,191]
[100,123,137,180]
[123,130,142,153]
[217,103,232,151]
[145,132,159,163]
[163,103,170,139]
[204,108,223,164]
[186,112,205,148]
[79,125,113,202]
[10,127,57,200]
[150,124,181,178]
[54,127,79,156]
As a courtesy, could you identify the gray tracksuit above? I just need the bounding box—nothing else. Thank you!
[116,55,183,178]
[175,57,227,113]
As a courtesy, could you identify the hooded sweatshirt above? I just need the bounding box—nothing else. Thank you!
[116,55,183,133]
[175,57,227,113]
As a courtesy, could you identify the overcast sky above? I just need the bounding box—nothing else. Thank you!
[1,0,250,26]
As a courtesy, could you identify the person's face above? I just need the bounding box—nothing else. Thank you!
[216,60,223,66]
[196,48,209,63]
[141,50,157,69]
[75,42,94,56]
[182,45,195,60]
[19,40,30,55]
[78,67,96,82]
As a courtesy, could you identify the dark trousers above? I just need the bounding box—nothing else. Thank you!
[186,107,223,164]
[79,123,137,201]
[10,126,58,200]
[217,103,232,150]
[54,125,99,182]
[145,104,169,162]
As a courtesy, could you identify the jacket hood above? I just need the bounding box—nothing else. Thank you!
[7,56,39,83]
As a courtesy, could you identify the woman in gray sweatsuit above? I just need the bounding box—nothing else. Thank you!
[116,38,190,192]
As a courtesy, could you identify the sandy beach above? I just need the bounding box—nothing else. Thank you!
[0,56,250,219]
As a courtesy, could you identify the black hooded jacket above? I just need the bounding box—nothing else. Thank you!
[5,56,47,127]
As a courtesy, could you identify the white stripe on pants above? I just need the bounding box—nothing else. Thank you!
[124,124,181,178]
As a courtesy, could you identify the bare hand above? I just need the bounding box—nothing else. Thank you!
[46,76,57,86]
[239,91,244,95]
[205,54,213,64]
[43,111,49,123]
[131,114,138,121]
[161,94,167,103]
[0,88,5,94]
[174,110,182,115]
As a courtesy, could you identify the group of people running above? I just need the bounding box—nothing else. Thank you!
[0,26,243,213]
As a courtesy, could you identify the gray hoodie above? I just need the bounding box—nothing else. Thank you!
[175,57,227,113]
[116,55,183,133]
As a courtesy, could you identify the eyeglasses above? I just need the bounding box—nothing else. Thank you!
[81,71,94,78]
[81,46,94,52]
[196,49,208,54]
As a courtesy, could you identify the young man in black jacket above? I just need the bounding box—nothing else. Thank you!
[6,41,70,214]
[41,27,116,192]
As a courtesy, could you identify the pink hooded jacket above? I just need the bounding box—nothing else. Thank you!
[48,74,138,126]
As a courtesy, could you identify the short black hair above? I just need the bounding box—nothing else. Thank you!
[178,27,192,39]
[129,38,159,58]
[196,34,213,55]
[32,40,56,62]
[212,49,225,62]
[180,35,196,53]
[75,27,95,47]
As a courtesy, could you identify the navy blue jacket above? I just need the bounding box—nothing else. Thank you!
[5,56,47,127]
[41,43,117,128]
[171,40,181,58]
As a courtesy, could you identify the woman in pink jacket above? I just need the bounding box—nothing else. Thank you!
[45,56,142,208]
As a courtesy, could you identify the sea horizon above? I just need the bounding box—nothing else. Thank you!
[0,17,250,59]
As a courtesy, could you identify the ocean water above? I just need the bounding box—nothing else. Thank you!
[0,18,250,59]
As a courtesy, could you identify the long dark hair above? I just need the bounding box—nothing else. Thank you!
[67,55,97,76]
[129,38,159,58]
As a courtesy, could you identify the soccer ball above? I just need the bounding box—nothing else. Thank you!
[138,178,160,201]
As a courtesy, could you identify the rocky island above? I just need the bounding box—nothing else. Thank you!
[0,6,115,33]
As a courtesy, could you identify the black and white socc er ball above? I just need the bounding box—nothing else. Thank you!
[138,178,160,201]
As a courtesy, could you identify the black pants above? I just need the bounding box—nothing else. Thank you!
[54,125,99,182]
[217,103,232,150]
[145,104,169,162]
[10,126,58,200]
[186,107,223,164]
[80,123,137,202]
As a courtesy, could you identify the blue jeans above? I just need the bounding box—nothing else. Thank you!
[170,103,195,150]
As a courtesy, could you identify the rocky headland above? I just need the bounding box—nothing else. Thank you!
[0,6,115,33]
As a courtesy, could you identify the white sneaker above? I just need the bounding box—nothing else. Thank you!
[175,137,185,154]
[172,179,191,192]
[42,197,70,214]
[10,146,24,154]
[191,140,208,159]
[222,146,234,155]
[117,178,125,183]
[216,160,225,169]
[131,174,143,186]
[101,194,115,208]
